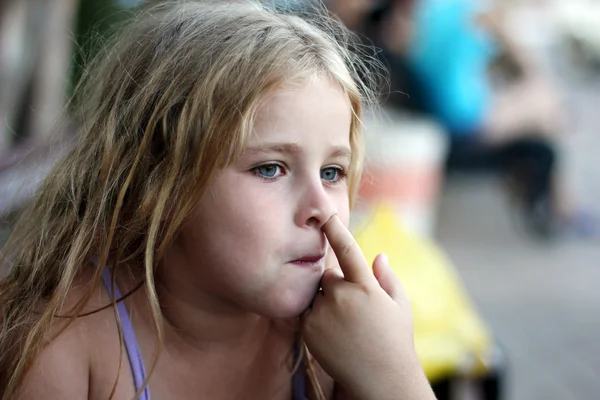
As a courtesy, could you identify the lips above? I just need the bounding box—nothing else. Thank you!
[295,255,324,263]
[291,254,325,267]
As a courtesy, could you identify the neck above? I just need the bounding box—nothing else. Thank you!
[155,272,272,350]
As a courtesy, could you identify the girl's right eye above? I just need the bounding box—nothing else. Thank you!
[253,164,285,180]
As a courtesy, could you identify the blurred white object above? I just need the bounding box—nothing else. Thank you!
[353,108,448,238]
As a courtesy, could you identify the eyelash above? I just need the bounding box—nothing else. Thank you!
[252,163,347,184]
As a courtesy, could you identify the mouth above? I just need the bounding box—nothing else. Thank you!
[290,254,325,268]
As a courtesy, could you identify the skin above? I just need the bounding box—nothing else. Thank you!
[304,216,436,400]
[15,77,435,400]
[157,77,353,323]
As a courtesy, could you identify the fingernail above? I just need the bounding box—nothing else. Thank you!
[380,253,388,265]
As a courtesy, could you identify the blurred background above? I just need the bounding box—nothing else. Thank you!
[0,0,598,399]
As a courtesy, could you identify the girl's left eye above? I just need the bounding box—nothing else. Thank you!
[321,167,346,183]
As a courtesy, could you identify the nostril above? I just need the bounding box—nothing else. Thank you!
[305,216,320,228]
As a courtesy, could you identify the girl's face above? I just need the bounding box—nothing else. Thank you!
[174,77,352,318]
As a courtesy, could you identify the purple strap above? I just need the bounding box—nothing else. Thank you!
[292,334,309,400]
[292,363,308,400]
[101,269,151,400]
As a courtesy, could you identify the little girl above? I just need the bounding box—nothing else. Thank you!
[0,1,436,399]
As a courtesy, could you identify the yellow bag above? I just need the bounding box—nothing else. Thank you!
[352,203,495,382]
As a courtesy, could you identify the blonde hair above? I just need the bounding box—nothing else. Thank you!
[0,1,381,398]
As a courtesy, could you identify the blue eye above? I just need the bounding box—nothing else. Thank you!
[254,164,284,179]
[321,167,344,183]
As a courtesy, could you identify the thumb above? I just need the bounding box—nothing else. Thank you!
[372,253,404,301]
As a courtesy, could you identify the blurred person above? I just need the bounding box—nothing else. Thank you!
[325,0,378,32]
[366,0,593,239]
[0,2,437,400]
[0,0,77,156]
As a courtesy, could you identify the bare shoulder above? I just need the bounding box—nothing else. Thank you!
[13,316,91,399]
[13,272,122,399]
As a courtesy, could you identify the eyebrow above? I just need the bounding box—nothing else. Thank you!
[243,142,352,160]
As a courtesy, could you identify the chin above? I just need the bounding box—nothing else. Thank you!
[258,286,319,319]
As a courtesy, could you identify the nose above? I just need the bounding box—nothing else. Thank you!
[294,179,337,229]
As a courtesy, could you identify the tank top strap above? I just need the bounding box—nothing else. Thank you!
[291,333,310,400]
[101,269,151,400]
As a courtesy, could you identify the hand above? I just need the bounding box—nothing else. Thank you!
[300,215,435,400]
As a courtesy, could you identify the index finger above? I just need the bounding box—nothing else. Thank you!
[322,214,375,284]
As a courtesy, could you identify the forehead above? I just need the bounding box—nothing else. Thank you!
[247,77,352,146]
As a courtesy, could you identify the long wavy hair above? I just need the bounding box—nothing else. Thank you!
[0,1,381,398]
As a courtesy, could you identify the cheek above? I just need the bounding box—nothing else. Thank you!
[210,177,286,228]
[338,206,350,227]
